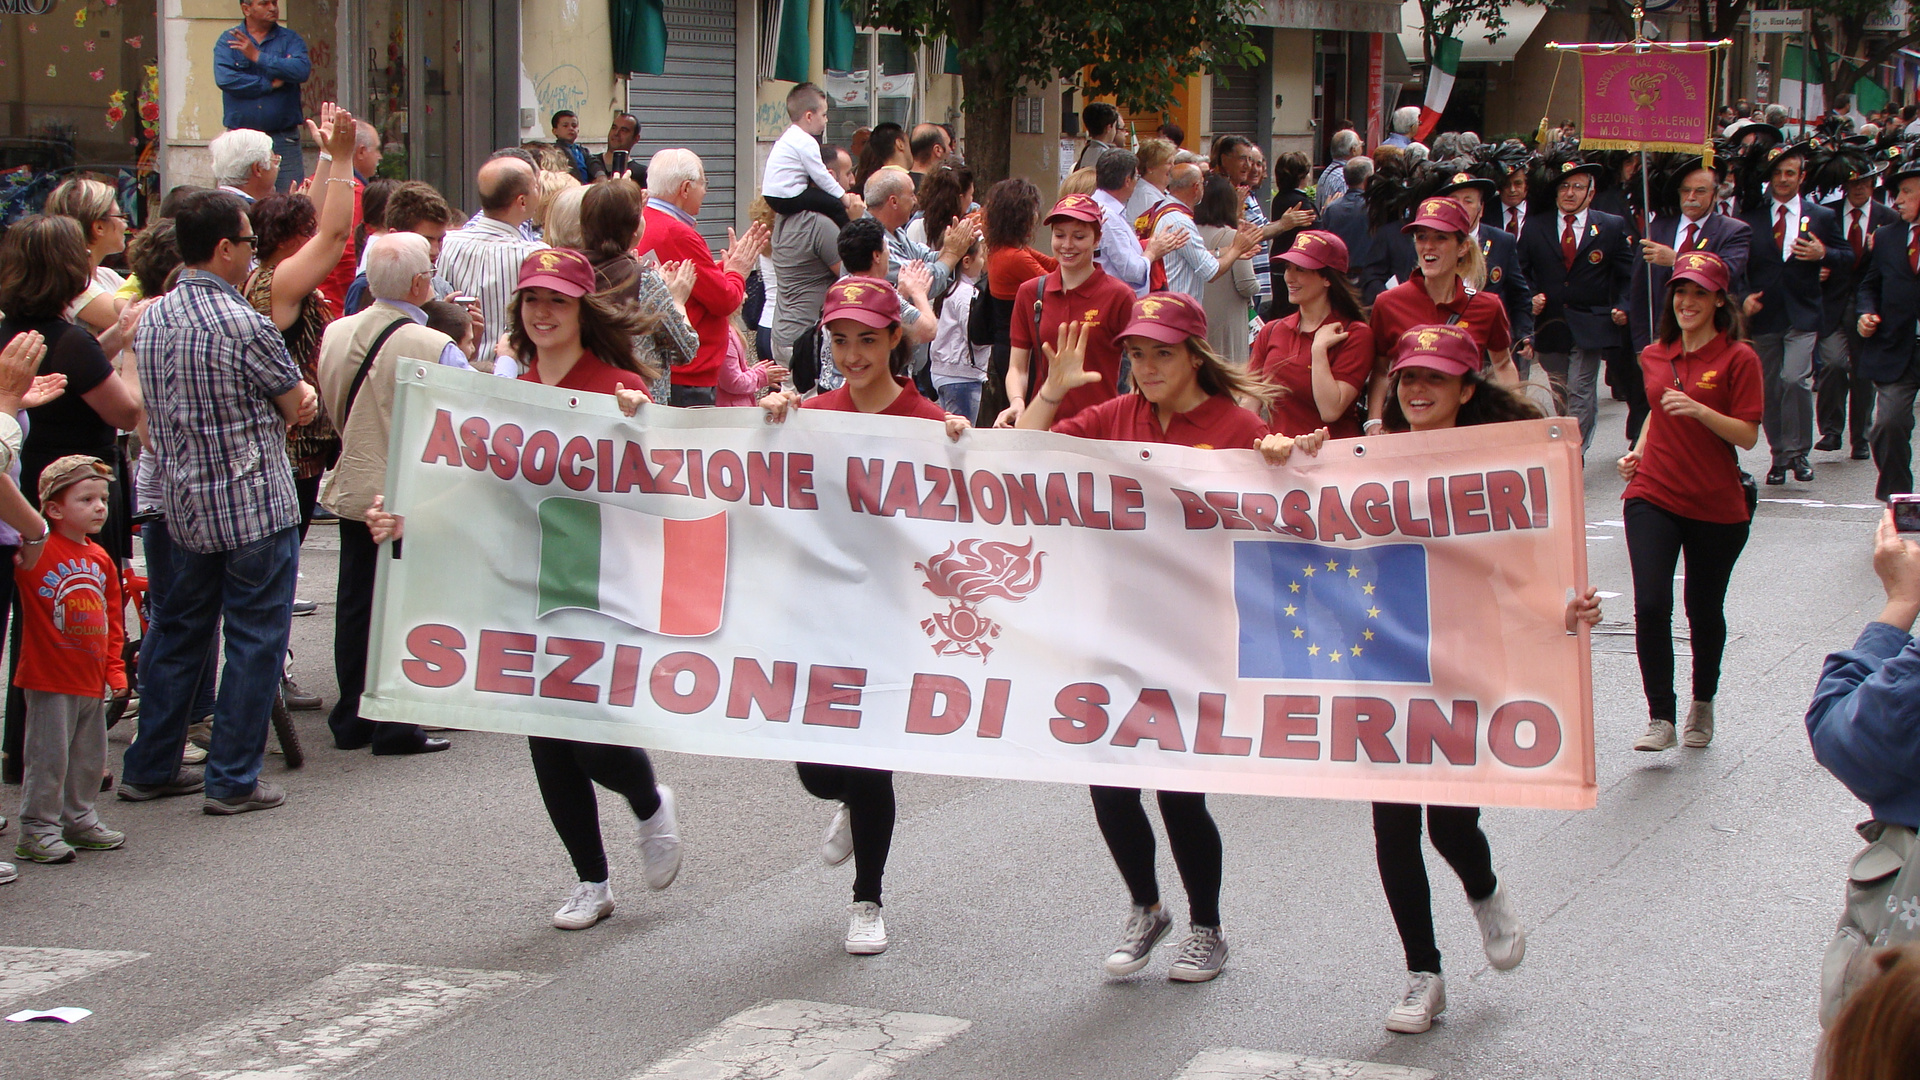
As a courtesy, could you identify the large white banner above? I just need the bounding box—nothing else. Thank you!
[365,364,1596,810]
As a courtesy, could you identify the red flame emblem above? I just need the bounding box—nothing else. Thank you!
[914,539,1045,660]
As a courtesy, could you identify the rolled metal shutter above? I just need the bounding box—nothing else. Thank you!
[627,0,737,249]
[1210,69,1260,141]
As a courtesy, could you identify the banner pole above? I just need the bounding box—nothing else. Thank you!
[1642,148,1656,341]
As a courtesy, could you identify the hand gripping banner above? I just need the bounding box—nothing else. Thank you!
[365,365,1596,810]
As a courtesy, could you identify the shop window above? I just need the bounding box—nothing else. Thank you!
[0,0,160,226]
[822,29,917,150]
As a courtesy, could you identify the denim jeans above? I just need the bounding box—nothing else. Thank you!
[270,127,303,193]
[138,518,218,720]
[935,380,982,423]
[123,523,299,799]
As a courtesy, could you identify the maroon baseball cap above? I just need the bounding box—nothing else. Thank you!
[516,248,597,297]
[1669,249,1731,294]
[820,276,902,328]
[1389,324,1484,377]
[1275,230,1349,274]
[1045,194,1104,227]
[1402,195,1475,236]
[1118,292,1208,344]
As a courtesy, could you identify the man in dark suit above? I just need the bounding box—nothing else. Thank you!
[1853,159,1920,500]
[1516,159,1633,453]
[1818,169,1894,461]
[1627,158,1753,442]
[1321,156,1373,282]
[1740,144,1851,484]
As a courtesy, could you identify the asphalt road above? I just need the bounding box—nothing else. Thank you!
[0,389,1896,1080]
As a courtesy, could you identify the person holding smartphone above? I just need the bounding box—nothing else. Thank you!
[1617,251,1763,753]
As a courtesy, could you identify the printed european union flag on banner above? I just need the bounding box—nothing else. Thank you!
[1234,541,1431,682]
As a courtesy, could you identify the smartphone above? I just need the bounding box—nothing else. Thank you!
[449,295,479,306]
[1894,494,1920,534]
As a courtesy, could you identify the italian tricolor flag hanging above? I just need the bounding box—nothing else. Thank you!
[537,498,728,637]
[1417,35,1462,142]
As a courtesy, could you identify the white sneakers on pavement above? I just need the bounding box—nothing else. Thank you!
[1470,884,1526,970]
[1104,905,1174,976]
[1682,701,1715,747]
[553,880,614,930]
[1633,719,1677,751]
[845,900,888,954]
[1386,971,1446,1033]
[821,803,853,866]
[1166,925,1228,982]
[637,785,682,890]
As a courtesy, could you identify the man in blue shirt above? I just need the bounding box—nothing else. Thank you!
[215,0,310,193]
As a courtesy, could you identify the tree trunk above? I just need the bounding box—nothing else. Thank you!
[963,65,1014,188]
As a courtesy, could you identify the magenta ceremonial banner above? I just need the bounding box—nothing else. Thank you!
[1580,48,1715,154]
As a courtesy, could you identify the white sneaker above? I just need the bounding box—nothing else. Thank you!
[845,900,888,954]
[1682,701,1715,748]
[1470,884,1526,970]
[636,785,682,890]
[1104,905,1173,976]
[1633,719,1677,751]
[0,861,15,884]
[1385,971,1447,1033]
[552,880,614,930]
[180,741,208,766]
[821,803,853,866]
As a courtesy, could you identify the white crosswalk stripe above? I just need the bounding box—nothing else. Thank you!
[90,962,548,1080]
[0,946,147,1010]
[1175,1048,1436,1080]
[629,999,972,1080]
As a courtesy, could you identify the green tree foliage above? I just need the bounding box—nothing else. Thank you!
[863,0,1264,185]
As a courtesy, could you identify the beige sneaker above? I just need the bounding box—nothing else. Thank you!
[1634,719,1677,751]
[1682,701,1715,748]
[180,741,208,766]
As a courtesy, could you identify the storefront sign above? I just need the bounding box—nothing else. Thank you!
[1750,9,1809,32]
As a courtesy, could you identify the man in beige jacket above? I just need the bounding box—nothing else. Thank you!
[316,232,468,756]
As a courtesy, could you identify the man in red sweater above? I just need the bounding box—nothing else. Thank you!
[634,148,768,406]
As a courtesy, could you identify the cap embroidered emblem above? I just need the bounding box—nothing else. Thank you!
[1138,298,1167,318]
[839,282,868,301]
[1415,328,1443,350]
[537,251,561,271]
[1452,172,1471,184]
[1424,199,1445,215]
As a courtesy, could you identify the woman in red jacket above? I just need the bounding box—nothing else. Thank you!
[1616,250,1762,752]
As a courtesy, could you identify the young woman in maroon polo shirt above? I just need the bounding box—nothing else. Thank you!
[1365,196,1517,428]
[1252,230,1375,437]
[1018,292,1302,983]
[993,194,1138,429]
[762,276,968,956]
[1364,323,1601,1035]
[1616,251,1762,753]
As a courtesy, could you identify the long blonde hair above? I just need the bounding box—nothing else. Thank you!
[1130,334,1279,407]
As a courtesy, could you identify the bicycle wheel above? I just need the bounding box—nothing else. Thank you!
[271,692,305,769]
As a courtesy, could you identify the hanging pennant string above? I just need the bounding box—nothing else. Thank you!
[1537,47,1569,146]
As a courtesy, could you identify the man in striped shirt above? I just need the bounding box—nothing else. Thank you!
[438,157,544,374]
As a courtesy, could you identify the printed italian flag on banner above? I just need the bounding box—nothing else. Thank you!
[1417,35,1462,142]
[537,498,728,636]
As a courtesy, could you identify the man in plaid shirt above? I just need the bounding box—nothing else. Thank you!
[120,190,319,816]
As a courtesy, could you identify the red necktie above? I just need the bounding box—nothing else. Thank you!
[1850,210,1865,263]
[1562,214,1577,269]
[1681,222,1698,253]
[1908,227,1918,274]
[1775,205,1788,250]
[1508,208,1520,234]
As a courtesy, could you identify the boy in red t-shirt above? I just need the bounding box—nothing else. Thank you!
[13,455,127,864]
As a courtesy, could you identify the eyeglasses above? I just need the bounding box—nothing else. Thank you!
[228,235,260,247]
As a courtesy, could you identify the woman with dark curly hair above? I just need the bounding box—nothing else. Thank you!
[978,178,1054,424]
[244,110,360,537]
[907,163,974,251]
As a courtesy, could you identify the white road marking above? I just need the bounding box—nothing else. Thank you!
[93,962,547,1080]
[1760,498,1882,511]
[629,999,971,1080]
[0,946,147,1010]
[1174,1047,1436,1080]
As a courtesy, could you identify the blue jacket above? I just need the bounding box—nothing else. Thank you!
[215,22,310,134]
[1806,621,1920,829]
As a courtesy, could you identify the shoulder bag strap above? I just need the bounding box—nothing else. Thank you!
[339,317,413,432]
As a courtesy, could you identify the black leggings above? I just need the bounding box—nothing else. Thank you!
[1623,497,1750,722]
[1089,787,1223,928]
[1373,803,1498,974]
[765,185,850,228]
[528,736,662,883]
[796,763,895,905]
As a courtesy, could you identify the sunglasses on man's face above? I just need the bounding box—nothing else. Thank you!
[229,235,260,248]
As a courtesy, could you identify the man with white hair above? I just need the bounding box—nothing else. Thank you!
[864,166,974,305]
[635,148,768,406]
[1383,106,1419,148]
[210,128,277,204]
[315,232,466,757]
[1316,128,1362,212]
[438,155,544,370]
[1156,163,1259,303]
